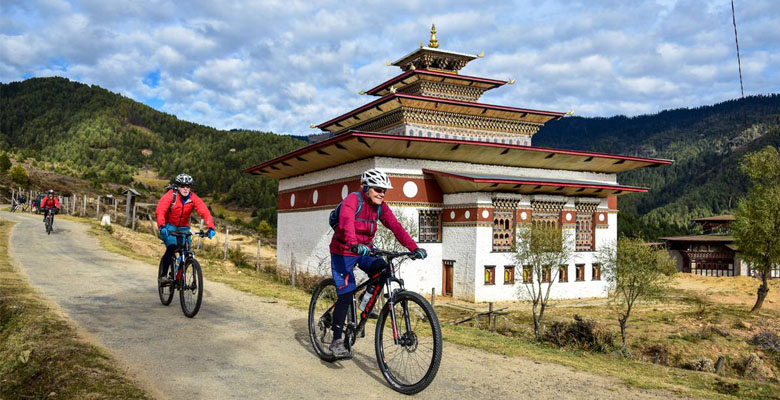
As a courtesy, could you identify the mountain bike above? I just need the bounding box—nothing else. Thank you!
[157,230,206,318]
[44,208,55,235]
[308,249,442,395]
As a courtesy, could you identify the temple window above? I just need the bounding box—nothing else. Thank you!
[484,266,496,285]
[504,266,515,284]
[532,200,564,229]
[418,210,442,243]
[576,203,598,251]
[492,199,517,252]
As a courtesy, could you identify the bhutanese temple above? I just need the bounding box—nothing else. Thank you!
[244,25,672,302]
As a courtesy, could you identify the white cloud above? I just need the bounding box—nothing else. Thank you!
[0,0,778,134]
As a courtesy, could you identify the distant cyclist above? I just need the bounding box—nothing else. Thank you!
[155,174,216,285]
[329,168,426,359]
[40,190,60,222]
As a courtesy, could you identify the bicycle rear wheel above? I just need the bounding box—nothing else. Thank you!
[157,257,175,306]
[375,291,442,395]
[179,258,203,318]
[308,278,339,362]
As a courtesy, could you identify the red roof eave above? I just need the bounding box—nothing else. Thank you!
[316,93,566,129]
[365,69,508,95]
[421,169,648,192]
[242,131,674,175]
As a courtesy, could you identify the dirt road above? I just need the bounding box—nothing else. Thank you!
[2,211,681,399]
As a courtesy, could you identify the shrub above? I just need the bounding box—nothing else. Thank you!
[683,357,715,373]
[9,165,30,185]
[748,327,780,364]
[541,315,615,352]
[228,246,250,268]
[0,152,10,173]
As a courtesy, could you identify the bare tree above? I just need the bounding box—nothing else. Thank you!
[598,238,676,351]
[514,224,573,340]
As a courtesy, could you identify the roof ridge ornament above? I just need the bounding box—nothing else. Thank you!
[428,24,439,48]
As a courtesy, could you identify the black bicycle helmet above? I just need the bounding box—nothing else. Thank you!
[174,173,194,186]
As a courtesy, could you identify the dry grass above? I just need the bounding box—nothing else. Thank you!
[0,218,152,399]
[132,168,168,190]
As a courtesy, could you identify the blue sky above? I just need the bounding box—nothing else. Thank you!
[2,0,778,135]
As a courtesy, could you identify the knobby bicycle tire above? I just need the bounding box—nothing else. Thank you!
[179,258,203,318]
[375,290,442,395]
[158,257,174,306]
[308,278,339,362]
[45,216,53,235]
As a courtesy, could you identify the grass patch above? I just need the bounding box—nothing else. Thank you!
[0,219,152,399]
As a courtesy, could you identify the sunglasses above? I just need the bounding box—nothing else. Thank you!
[370,187,387,194]
[179,184,191,189]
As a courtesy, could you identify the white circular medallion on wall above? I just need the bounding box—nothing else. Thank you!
[402,181,418,198]
[598,213,605,222]
[290,193,296,207]
[450,211,455,219]
[312,190,319,205]
[482,209,489,219]
[341,184,349,199]
[565,212,572,221]
[520,211,528,220]
[464,210,470,219]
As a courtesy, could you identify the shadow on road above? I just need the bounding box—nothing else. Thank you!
[288,317,389,389]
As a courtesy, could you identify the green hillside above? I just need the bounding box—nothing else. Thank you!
[3,77,779,239]
[0,77,305,228]
[535,95,780,238]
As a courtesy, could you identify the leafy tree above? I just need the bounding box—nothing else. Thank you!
[514,224,573,340]
[0,152,10,173]
[732,146,780,312]
[598,238,676,351]
[374,210,418,254]
[9,165,30,185]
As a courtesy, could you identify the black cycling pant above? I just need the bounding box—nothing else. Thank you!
[159,244,177,277]
[332,258,388,341]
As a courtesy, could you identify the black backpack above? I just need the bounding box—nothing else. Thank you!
[329,192,381,230]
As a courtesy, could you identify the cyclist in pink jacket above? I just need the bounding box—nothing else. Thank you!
[329,168,427,359]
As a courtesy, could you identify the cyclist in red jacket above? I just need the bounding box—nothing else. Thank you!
[40,190,60,222]
[155,173,216,284]
[329,168,427,359]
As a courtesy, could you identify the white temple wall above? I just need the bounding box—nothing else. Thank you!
[279,156,617,191]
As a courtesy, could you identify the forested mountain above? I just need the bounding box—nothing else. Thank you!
[535,95,780,238]
[0,77,304,227]
[3,77,779,238]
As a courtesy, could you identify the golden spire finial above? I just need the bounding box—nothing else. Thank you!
[428,24,439,48]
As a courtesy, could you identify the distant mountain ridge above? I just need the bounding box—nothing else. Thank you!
[2,77,779,238]
[535,94,780,238]
[0,77,305,228]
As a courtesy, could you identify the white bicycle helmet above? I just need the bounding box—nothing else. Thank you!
[361,168,393,189]
[175,173,194,186]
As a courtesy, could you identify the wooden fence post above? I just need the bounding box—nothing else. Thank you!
[291,254,296,287]
[255,238,261,272]
[223,226,229,260]
[96,196,101,218]
[131,204,137,230]
[82,194,87,217]
[489,302,496,332]
[114,201,118,222]
[431,288,436,308]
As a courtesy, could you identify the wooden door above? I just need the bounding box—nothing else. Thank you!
[442,260,454,296]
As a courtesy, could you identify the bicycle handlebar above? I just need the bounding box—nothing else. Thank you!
[368,248,421,260]
[168,230,208,238]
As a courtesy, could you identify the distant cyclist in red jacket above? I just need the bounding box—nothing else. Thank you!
[328,168,427,359]
[155,173,216,284]
[40,189,60,222]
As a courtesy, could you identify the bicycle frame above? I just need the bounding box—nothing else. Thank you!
[167,231,199,284]
[343,251,414,347]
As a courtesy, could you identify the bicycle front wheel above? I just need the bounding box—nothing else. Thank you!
[157,257,174,306]
[179,258,203,318]
[375,290,442,395]
[308,278,339,362]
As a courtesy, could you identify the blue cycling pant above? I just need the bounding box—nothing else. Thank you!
[330,253,387,340]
